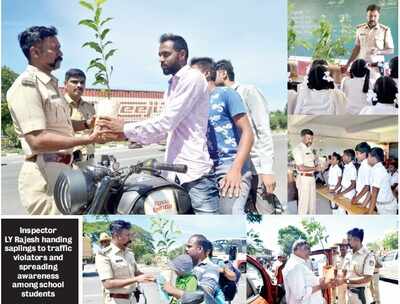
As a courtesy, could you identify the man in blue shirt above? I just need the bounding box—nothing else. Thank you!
[190,57,254,214]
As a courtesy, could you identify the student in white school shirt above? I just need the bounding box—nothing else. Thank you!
[335,149,357,214]
[352,142,372,206]
[294,64,347,115]
[359,76,398,115]
[365,147,397,214]
[340,59,373,114]
[328,153,343,211]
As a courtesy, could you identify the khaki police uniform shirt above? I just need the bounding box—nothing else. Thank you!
[343,246,375,287]
[355,23,394,63]
[6,65,74,157]
[95,243,139,295]
[65,94,95,155]
[293,142,315,173]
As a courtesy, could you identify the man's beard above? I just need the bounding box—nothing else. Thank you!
[368,21,377,27]
[161,62,181,75]
[49,57,63,69]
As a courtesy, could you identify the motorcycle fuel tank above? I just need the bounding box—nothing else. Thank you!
[116,174,191,214]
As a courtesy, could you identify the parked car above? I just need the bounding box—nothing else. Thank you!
[247,255,280,304]
[380,250,398,282]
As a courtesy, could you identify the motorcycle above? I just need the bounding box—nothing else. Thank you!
[54,155,193,215]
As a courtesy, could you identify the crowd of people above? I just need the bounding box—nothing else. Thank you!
[288,4,397,116]
[287,56,398,115]
[319,142,398,215]
[290,129,398,215]
[95,220,241,304]
[6,26,276,215]
[282,228,382,304]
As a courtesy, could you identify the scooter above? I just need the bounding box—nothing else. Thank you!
[54,155,193,215]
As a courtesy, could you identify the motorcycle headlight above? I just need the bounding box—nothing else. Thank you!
[54,168,94,214]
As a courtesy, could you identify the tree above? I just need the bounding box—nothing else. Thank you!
[1,66,21,148]
[247,229,265,255]
[278,225,308,256]
[382,231,398,250]
[301,218,329,249]
[83,220,155,261]
[150,217,181,257]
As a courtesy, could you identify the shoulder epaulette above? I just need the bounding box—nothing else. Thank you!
[21,75,36,87]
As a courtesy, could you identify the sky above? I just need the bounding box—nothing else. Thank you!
[1,0,287,111]
[84,215,246,251]
[248,215,399,254]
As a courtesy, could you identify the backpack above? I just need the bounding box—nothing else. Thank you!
[218,262,241,301]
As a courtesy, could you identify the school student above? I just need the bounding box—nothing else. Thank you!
[294,65,347,115]
[359,76,398,115]
[365,147,397,214]
[352,142,371,206]
[335,149,357,215]
[340,59,373,114]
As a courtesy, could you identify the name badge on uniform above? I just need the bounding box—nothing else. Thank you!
[305,152,311,155]
[115,259,124,263]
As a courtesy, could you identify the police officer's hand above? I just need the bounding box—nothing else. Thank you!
[100,131,127,142]
[135,273,155,283]
[88,127,107,144]
[341,64,349,74]
[220,168,242,198]
[96,116,125,133]
[87,115,96,129]
[261,174,276,194]
[369,47,378,56]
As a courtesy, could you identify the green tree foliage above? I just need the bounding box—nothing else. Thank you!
[278,225,308,256]
[168,244,186,259]
[382,231,398,250]
[247,229,265,255]
[1,66,21,149]
[83,221,155,261]
[301,218,329,249]
[79,0,117,97]
[150,217,181,257]
[270,110,287,131]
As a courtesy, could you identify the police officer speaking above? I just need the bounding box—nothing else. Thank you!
[343,4,394,78]
[95,220,155,304]
[6,26,105,215]
[342,228,376,304]
[292,129,320,214]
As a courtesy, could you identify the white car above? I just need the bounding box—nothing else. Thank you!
[379,250,398,282]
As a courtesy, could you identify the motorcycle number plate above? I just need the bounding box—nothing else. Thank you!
[144,189,178,214]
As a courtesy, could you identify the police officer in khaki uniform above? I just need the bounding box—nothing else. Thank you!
[99,232,112,249]
[95,220,155,304]
[6,26,103,215]
[334,242,349,304]
[292,129,320,214]
[64,68,96,168]
[370,252,382,304]
[344,4,394,79]
[342,228,375,304]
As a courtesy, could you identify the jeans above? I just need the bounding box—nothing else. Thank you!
[215,165,252,215]
[181,172,219,214]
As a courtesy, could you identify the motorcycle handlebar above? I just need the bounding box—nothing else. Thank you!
[152,163,188,173]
